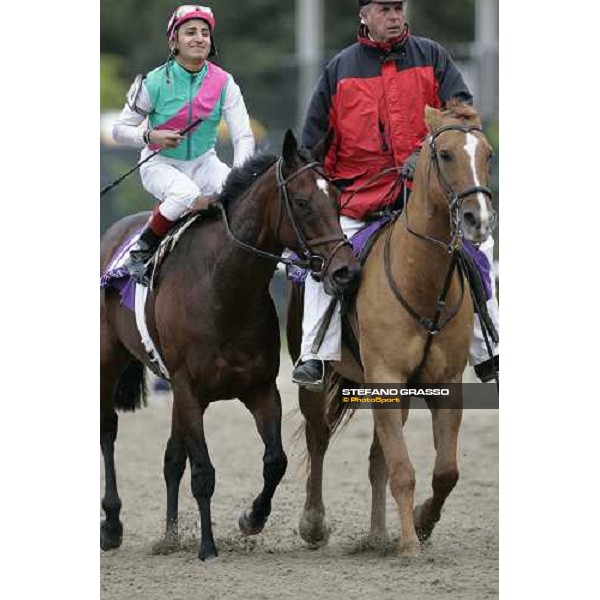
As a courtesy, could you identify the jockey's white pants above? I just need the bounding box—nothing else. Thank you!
[139,149,231,221]
[300,219,500,367]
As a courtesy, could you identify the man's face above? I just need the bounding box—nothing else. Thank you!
[173,19,212,63]
[361,2,406,43]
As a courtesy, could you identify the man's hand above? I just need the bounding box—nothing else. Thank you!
[148,129,183,149]
[191,195,216,211]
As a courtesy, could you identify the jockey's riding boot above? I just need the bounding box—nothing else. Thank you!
[126,226,164,286]
[474,355,499,383]
[292,359,325,393]
[126,206,175,285]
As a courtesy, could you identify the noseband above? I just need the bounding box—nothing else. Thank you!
[218,157,350,280]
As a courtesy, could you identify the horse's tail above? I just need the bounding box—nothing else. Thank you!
[113,360,147,412]
[326,370,358,436]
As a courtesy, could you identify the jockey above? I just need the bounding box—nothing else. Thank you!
[292,0,500,386]
[112,5,255,284]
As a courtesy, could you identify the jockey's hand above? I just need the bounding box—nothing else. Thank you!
[148,129,183,149]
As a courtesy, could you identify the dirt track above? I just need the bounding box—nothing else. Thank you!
[101,356,498,599]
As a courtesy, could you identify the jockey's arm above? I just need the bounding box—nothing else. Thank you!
[222,76,255,167]
[112,77,153,148]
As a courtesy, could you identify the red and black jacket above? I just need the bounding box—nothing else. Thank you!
[302,28,472,220]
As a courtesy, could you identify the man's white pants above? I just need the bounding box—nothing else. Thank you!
[300,219,500,367]
[139,149,231,221]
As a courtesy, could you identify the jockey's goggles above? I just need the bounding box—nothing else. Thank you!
[167,5,215,41]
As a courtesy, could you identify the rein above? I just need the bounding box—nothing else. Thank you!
[383,124,494,381]
[216,157,350,278]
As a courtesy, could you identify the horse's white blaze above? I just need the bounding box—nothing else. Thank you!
[317,178,329,195]
[464,133,490,226]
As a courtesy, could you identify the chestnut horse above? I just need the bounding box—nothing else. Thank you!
[287,102,496,557]
[100,131,359,561]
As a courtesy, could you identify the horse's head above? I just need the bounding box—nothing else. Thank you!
[276,129,360,297]
[423,101,496,244]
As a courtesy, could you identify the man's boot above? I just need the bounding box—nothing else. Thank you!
[292,359,325,392]
[125,226,163,286]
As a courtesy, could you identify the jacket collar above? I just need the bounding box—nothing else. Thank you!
[357,23,409,53]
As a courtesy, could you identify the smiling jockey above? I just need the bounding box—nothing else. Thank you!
[292,0,499,386]
[112,5,255,284]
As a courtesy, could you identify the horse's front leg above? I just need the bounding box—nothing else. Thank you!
[369,407,409,543]
[173,380,217,562]
[238,381,288,535]
[414,381,463,541]
[372,406,420,557]
[298,386,331,546]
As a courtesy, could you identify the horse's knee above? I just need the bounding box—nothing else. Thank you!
[191,461,215,499]
[433,468,459,496]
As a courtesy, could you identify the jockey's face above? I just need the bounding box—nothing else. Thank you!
[361,2,406,43]
[173,19,212,65]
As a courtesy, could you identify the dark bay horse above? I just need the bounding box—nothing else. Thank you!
[287,102,496,557]
[100,130,360,560]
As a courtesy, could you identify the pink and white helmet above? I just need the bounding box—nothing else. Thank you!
[166,5,216,42]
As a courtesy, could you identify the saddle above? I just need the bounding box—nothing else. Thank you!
[148,204,221,287]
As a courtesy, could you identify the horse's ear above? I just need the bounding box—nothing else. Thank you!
[282,129,299,167]
[425,105,441,132]
[311,129,334,163]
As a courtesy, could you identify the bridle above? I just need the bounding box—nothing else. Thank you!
[403,124,494,253]
[217,157,350,280]
[383,123,496,382]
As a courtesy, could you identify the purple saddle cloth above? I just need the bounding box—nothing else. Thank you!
[100,228,143,311]
[286,216,492,301]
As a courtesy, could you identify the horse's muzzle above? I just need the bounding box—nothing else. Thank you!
[461,207,497,244]
[324,263,362,297]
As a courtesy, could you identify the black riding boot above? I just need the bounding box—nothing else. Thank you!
[292,359,325,392]
[125,226,163,286]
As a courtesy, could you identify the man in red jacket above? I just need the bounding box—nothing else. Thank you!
[292,0,499,388]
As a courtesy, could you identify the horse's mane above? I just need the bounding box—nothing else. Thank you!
[218,152,278,210]
[443,99,480,124]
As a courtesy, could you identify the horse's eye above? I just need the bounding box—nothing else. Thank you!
[295,197,311,213]
[439,150,453,162]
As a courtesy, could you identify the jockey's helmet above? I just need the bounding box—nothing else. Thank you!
[167,5,217,57]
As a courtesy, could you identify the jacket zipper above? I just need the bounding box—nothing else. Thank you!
[187,74,196,160]
[378,119,389,152]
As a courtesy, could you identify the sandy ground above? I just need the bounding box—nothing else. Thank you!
[101,356,498,600]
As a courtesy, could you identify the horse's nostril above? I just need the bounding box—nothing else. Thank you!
[332,264,361,287]
[463,211,479,229]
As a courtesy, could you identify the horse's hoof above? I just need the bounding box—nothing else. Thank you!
[100,520,123,551]
[399,540,421,558]
[198,545,219,562]
[238,509,266,536]
[298,511,330,547]
[413,504,435,541]
[151,536,180,555]
[366,530,390,547]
